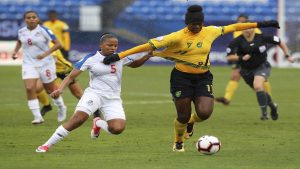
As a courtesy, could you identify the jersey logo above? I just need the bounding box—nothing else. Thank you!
[197,42,202,48]
[187,42,192,48]
[174,50,187,55]
[175,91,181,98]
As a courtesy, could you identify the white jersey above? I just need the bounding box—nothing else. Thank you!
[18,24,56,67]
[74,51,135,97]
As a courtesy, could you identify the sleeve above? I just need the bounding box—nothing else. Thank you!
[224,23,257,34]
[207,26,224,39]
[262,35,281,45]
[62,22,70,32]
[122,51,149,66]
[148,32,179,49]
[40,26,57,41]
[74,53,94,71]
[226,39,239,56]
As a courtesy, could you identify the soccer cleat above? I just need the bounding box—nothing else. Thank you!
[36,145,49,153]
[260,113,269,121]
[184,123,194,139]
[57,106,67,122]
[40,104,52,116]
[173,142,185,152]
[31,118,44,124]
[215,97,230,105]
[91,117,101,139]
[270,103,278,121]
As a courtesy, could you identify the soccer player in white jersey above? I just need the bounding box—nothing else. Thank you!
[36,33,152,152]
[11,11,67,124]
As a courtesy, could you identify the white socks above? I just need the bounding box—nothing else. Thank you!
[43,125,70,147]
[96,119,112,134]
[28,99,42,119]
[52,96,66,109]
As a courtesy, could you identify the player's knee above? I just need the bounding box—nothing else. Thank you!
[109,126,125,135]
[196,110,213,121]
[177,114,190,124]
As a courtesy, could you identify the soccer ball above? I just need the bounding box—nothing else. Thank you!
[196,135,221,155]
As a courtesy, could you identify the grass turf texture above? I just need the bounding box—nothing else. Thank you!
[0,66,299,169]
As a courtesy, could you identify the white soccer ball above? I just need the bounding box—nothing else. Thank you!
[196,135,221,155]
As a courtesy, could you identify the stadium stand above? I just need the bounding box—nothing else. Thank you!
[115,0,278,38]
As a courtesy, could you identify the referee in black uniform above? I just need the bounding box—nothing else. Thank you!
[226,27,295,120]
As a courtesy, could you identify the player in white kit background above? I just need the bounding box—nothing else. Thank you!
[11,11,67,124]
[36,33,152,152]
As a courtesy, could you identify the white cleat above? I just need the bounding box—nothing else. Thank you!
[31,118,44,125]
[57,106,67,122]
[36,145,49,153]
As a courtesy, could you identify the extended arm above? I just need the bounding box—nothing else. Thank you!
[37,39,62,59]
[278,42,296,63]
[12,40,22,60]
[50,68,81,98]
[223,21,280,35]
[127,52,153,68]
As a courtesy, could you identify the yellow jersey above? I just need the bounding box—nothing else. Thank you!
[233,28,262,38]
[43,20,71,51]
[150,26,224,74]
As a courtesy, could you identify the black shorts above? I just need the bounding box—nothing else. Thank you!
[56,71,76,85]
[240,62,271,88]
[170,68,214,100]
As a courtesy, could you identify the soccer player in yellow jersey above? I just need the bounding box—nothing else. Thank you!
[103,5,280,152]
[215,14,273,105]
[43,10,71,59]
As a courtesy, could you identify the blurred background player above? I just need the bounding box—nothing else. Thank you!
[11,11,67,124]
[102,5,280,152]
[43,10,71,59]
[36,33,152,153]
[215,14,273,105]
[36,44,101,118]
[226,27,295,120]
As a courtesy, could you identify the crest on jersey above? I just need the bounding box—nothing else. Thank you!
[197,42,202,48]
[175,91,181,97]
[187,42,192,48]
[87,100,93,106]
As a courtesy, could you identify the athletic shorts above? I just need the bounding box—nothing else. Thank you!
[240,62,271,88]
[75,90,126,121]
[22,62,56,84]
[170,68,214,100]
[56,71,76,85]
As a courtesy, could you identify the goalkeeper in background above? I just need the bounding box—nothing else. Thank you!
[44,10,71,59]
[215,14,273,105]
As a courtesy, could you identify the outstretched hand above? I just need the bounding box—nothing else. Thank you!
[257,20,280,29]
[50,89,63,99]
[103,54,121,65]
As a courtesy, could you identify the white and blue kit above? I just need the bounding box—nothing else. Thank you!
[74,51,138,121]
[18,24,57,83]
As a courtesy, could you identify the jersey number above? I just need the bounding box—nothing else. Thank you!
[110,64,116,73]
[27,38,33,45]
[45,69,51,77]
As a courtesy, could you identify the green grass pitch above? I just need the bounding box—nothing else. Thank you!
[0,65,299,169]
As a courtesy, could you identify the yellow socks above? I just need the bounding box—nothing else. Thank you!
[188,113,203,124]
[264,81,272,96]
[224,80,239,101]
[37,89,50,106]
[174,119,187,143]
